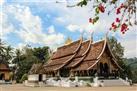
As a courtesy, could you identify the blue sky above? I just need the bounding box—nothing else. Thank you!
[0,0,137,58]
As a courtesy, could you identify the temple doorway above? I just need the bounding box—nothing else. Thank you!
[100,63,104,75]
[99,62,109,77]
[0,73,5,80]
[39,74,42,81]
[60,68,70,77]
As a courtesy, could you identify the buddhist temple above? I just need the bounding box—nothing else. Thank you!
[29,37,123,80]
[0,59,11,81]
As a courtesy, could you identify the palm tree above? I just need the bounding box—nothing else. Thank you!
[0,39,5,53]
[12,49,22,81]
[0,39,6,62]
[0,39,13,63]
[5,46,13,62]
[12,49,22,64]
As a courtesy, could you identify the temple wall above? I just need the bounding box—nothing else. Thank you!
[4,72,10,80]
[0,71,10,80]
[28,74,46,81]
[100,52,109,64]
[98,50,118,73]
[0,64,11,80]
[28,74,39,81]
[42,74,46,81]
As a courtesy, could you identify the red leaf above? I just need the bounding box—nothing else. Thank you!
[116,8,121,14]
[121,23,128,32]
[116,18,120,22]
[89,18,93,23]
[112,22,115,26]
[98,4,105,13]
[113,25,117,30]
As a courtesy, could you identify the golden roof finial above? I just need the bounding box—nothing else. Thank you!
[65,37,72,45]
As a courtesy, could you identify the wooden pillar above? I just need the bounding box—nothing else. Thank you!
[87,70,89,76]
[108,57,111,75]
[97,62,99,76]
[57,70,60,77]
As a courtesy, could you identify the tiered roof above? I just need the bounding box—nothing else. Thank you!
[42,38,108,72]
[42,39,82,72]
[72,40,105,71]
[30,38,122,74]
[65,40,91,68]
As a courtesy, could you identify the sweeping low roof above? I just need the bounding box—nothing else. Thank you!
[30,38,122,74]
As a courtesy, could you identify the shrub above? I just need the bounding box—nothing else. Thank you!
[20,74,28,83]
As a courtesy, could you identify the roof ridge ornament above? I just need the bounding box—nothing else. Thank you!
[65,37,73,45]
[90,31,94,42]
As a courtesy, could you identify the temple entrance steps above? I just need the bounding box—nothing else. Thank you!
[98,78,130,86]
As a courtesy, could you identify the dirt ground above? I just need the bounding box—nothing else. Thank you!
[0,84,137,91]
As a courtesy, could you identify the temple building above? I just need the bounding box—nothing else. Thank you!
[0,60,11,81]
[29,37,123,81]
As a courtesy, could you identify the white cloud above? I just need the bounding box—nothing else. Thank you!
[49,1,108,36]
[0,0,4,5]
[48,25,55,34]
[16,43,27,50]
[121,39,137,58]
[119,29,137,58]
[0,11,15,40]
[55,17,66,23]
[67,24,79,32]
[2,4,65,49]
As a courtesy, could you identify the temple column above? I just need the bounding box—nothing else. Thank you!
[57,70,60,77]
[108,57,111,75]
[97,62,100,76]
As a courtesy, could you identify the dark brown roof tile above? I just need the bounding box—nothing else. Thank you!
[84,40,104,61]
[51,40,81,59]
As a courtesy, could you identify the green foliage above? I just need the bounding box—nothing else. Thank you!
[0,39,13,63]
[122,57,137,83]
[20,74,28,83]
[77,0,87,7]
[108,36,124,60]
[108,37,136,82]
[108,37,137,83]
[13,46,50,83]
[95,7,100,14]
[33,46,50,63]
[101,0,107,3]
[93,16,99,24]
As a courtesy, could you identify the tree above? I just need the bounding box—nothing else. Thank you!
[0,39,5,54]
[0,39,13,63]
[13,47,38,82]
[33,46,50,63]
[5,46,13,62]
[108,37,137,82]
[123,57,137,83]
[13,46,50,83]
[108,36,124,60]
[65,0,136,34]
[108,37,128,78]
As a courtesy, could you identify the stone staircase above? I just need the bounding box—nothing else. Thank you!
[99,78,130,86]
